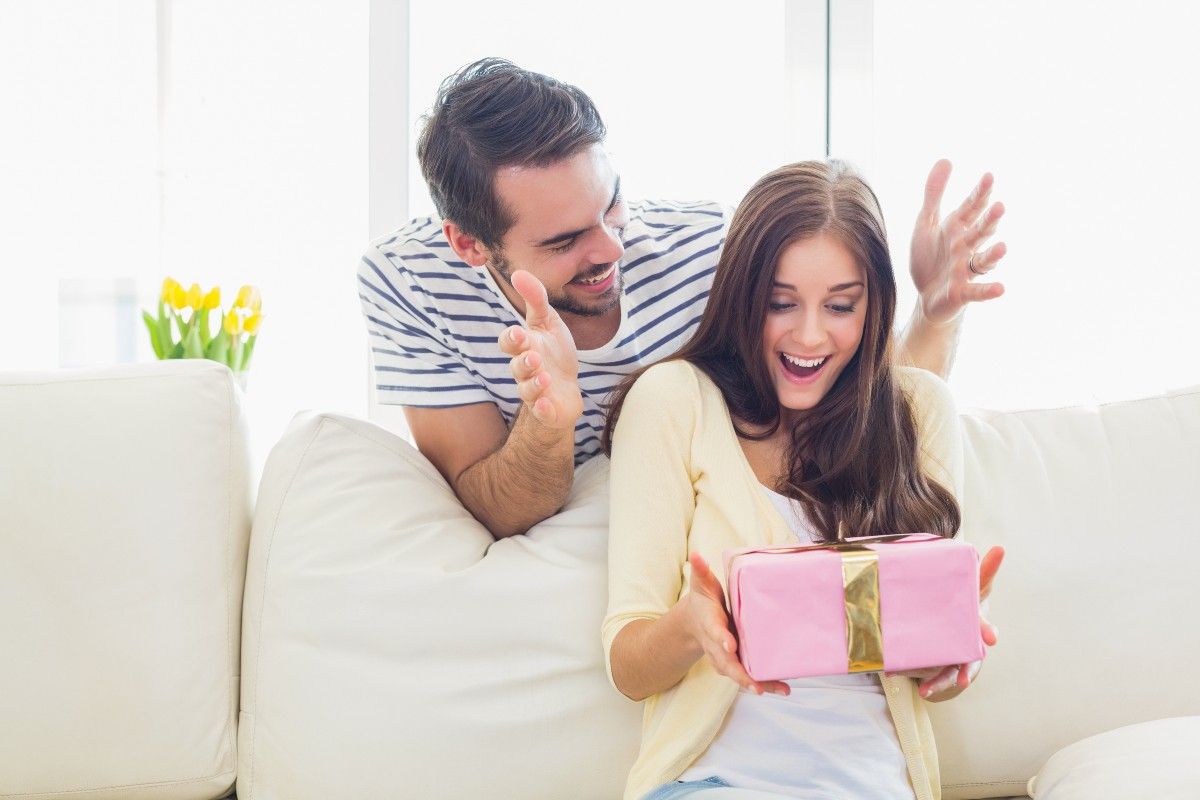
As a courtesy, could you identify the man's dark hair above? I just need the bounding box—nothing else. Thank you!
[417,58,607,250]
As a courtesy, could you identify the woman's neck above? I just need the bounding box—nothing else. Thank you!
[736,419,793,491]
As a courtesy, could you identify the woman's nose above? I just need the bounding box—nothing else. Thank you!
[793,314,827,351]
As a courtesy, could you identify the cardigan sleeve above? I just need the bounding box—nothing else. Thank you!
[601,361,701,689]
[899,366,965,502]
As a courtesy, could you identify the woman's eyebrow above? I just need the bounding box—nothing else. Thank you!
[771,280,865,291]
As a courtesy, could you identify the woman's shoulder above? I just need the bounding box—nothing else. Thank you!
[894,365,956,419]
[629,359,707,399]
[621,359,725,434]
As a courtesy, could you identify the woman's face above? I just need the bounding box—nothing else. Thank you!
[761,233,868,418]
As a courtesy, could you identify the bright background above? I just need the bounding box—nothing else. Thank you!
[3,0,1197,468]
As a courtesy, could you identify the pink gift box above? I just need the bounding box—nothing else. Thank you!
[724,534,984,681]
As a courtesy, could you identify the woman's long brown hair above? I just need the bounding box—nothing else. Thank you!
[602,160,960,541]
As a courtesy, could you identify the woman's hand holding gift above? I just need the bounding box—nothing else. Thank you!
[886,545,1005,701]
[684,552,792,697]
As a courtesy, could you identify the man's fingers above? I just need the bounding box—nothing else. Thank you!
[498,325,532,357]
[530,396,557,427]
[979,545,1006,600]
[919,159,953,223]
[512,270,553,328]
[516,371,550,404]
[509,350,541,382]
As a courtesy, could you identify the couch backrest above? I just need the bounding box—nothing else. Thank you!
[930,385,1200,799]
[239,385,1200,800]
[0,362,250,800]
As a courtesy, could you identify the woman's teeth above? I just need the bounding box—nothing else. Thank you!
[782,354,827,368]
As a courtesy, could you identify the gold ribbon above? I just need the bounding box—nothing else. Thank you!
[839,547,884,672]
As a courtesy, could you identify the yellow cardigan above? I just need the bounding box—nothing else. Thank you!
[602,359,964,800]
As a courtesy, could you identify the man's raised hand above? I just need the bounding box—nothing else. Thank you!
[499,270,584,430]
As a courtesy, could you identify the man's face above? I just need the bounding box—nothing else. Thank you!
[488,144,628,319]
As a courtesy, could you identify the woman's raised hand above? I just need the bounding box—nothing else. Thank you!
[683,551,791,697]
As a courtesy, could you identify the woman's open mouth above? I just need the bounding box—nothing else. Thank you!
[779,353,829,384]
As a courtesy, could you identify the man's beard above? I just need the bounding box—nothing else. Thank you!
[491,252,622,318]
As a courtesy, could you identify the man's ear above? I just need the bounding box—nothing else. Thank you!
[443,221,492,268]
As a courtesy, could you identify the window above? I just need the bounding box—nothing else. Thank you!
[836,0,1200,408]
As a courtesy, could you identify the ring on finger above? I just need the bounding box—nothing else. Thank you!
[968,252,985,276]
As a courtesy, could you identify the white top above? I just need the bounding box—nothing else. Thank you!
[357,200,729,465]
[678,487,916,799]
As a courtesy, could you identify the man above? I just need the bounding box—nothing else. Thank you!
[358,58,1006,539]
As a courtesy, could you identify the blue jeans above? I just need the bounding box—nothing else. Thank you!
[641,776,796,799]
[641,776,731,800]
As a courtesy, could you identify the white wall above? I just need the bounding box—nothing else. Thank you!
[159,0,370,468]
[851,0,1200,409]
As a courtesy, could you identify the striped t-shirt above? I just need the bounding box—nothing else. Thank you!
[357,200,729,465]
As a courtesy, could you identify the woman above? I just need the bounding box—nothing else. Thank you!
[601,161,1002,800]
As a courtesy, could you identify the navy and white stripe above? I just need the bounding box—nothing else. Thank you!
[358,201,729,464]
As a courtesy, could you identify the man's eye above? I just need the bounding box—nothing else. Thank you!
[549,239,575,254]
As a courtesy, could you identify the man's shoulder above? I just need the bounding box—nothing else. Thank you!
[619,200,729,296]
[359,216,496,299]
[367,215,447,253]
[627,199,729,230]
[362,216,456,273]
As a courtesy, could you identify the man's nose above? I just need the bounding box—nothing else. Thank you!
[588,224,624,264]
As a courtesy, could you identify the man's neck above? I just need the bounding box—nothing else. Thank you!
[563,305,621,351]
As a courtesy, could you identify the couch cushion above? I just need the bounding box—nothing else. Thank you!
[1028,716,1200,799]
[237,412,640,800]
[929,386,1200,799]
[0,361,249,800]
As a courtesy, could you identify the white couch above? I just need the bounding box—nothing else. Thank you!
[2,359,1198,800]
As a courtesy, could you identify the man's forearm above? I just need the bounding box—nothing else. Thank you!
[896,303,964,380]
[453,405,575,539]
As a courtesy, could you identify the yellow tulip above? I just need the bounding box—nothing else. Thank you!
[243,312,262,335]
[203,287,221,310]
[160,277,180,303]
[186,283,203,310]
[235,285,262,313]
[223,310,242,337]
[168,282,188,310]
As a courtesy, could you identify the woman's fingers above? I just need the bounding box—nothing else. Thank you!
[980,614,999,646]
[918,665,961,698]
[979,546,1005,600]
[962,201,1005,250]
[688,551,726,602]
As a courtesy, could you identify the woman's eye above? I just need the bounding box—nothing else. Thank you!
[830,303,856,314]
[768,301,793,312]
